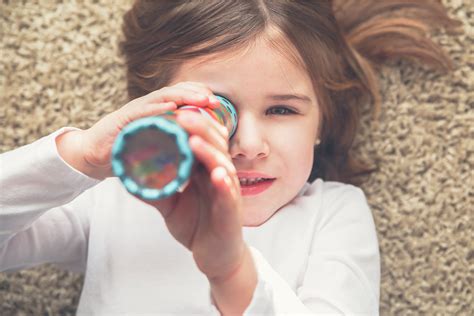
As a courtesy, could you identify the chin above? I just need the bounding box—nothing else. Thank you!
[243,219,264,227]
[242,207,278,227]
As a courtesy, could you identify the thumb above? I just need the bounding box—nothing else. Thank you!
[209,166,242,229]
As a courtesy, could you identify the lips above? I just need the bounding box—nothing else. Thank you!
[237,170,276,196]
[236,171,275,180]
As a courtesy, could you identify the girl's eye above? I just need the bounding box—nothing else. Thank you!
[266,106,297,115]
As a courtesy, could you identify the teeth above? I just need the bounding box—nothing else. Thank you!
[239,177,268,185]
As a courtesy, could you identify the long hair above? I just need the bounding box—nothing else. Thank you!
[119,0,459,186]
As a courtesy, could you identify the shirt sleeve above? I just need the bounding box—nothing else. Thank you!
[0,127,101,273]
[243,186,381,315]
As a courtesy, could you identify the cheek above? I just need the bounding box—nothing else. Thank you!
[273,130,314,175]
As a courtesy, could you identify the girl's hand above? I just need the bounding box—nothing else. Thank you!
[57,82,221,180]
[142,84,245,282]
[65,80,245,281]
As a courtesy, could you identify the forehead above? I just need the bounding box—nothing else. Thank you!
[172,36,315,102]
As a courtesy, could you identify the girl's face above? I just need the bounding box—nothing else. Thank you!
[171,38,320,226]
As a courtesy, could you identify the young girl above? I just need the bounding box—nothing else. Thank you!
[0,1,457,314]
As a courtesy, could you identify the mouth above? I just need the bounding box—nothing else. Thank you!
[237,171,276,196]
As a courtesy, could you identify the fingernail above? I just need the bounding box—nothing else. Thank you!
[215,166,226,178]
[218,168,232,187]
[220,126,229,138]
[210,96,220,108]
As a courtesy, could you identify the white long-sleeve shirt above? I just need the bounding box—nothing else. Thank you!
[0,127,381,315]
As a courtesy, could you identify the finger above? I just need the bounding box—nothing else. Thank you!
[189,135,236,178]
[171,83,229,139]
[177,108,229,141]
[128,101,177,120]
[200,110,230,140]
[177,111,229,154]
[137,86,213,108]
[111,101,177,129]
[120,85,215,124]
[172,82,217,104]
[207,167,242,234]
[174,82,221,108]
[211,166,240,204]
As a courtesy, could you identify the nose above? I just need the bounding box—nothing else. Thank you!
[229,113,269,161]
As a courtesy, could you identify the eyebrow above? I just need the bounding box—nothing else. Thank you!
[213,92,312,106]
[267,93,312,104]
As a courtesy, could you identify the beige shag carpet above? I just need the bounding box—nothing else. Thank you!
[0,1,472,315]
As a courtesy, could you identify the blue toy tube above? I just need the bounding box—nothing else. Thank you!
[111,95,237,200]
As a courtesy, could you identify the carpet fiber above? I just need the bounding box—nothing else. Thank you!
[0,0,472,315]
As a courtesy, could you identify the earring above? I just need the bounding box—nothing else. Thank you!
[314,139,321,146]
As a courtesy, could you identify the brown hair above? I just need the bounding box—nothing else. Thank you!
[119,0,460,185]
